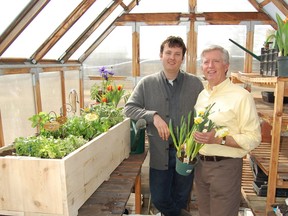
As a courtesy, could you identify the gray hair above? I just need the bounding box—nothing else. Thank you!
[200,45,230,64]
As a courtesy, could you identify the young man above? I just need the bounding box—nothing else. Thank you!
[124,36,203,216]
[193,45,261,216]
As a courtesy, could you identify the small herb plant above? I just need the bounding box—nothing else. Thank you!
[14,135,87,159]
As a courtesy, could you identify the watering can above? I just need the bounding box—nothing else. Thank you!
[229,38,261,61]
[130,119,146,154]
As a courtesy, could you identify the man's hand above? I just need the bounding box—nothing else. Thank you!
[153,114,170,141]
[193,129,219,144]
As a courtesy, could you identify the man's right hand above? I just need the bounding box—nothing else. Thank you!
[153,114,170,141]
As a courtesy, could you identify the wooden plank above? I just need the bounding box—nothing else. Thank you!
[78,151,148,216]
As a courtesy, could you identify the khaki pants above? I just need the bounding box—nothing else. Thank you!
[195,157,243,216]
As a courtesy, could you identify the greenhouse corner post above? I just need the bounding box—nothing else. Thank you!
[0,110,4,147]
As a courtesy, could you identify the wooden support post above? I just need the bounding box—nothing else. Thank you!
[265,79,284,213]
[186,21,197,74]
[132,27,140,77]
[135,174,141,214]
[0,110,4,147]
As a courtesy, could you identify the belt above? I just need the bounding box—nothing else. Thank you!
[199,154,232,162]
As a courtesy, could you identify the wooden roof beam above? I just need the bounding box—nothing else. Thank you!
[271,0,288,16]
[116,12,273,25]
[59,0,123,63]
[0,0,50,56]
[30,0,97,64]
[79,0,141,62]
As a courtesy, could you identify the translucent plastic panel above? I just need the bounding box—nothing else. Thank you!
[140,25,187,77]
[0,74,36,146]
[83,26,132,107]
[39,72,62,115]
[71,5,124,60]
[197,24,247,75]
[131,0,189,13]
[197,0,256,12]
[0,0,30,35]
[2,0,82,58]
[44,0,111,60]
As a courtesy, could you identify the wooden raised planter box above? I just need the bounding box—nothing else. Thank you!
[0,118,131,216]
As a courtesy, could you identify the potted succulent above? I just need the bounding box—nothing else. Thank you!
[169,103,228,176]
[265,13,288,76]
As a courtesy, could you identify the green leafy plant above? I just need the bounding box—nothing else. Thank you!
[265,13,288,56]
[14,135,87,159]
[13,102,125,159]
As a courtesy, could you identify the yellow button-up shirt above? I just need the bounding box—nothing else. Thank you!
[195,78,261,158]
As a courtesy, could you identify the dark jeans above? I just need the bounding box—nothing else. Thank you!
[149,148,194,216]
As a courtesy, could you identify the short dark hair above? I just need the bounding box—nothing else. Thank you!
[160,36,186,58]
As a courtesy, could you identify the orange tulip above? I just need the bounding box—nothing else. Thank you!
[107,85,113,91]
[101,97,108,103]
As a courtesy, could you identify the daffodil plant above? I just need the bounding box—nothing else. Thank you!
[169,103,229,164]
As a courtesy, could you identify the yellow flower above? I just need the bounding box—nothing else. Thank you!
[194,116,204,125]
[197,109,205,116]
[85,113,99,121]
[215,127,229,138]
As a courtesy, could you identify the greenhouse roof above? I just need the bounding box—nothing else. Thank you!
[0,0,287,64]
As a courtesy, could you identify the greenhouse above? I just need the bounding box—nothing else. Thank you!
[0,0,287,216]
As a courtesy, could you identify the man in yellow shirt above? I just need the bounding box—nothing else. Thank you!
[193,45,261,216]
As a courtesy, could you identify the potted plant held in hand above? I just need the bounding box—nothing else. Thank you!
[266,13,288,76]
[169,103,228,176]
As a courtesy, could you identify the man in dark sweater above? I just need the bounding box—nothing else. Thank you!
[124,36,203,216]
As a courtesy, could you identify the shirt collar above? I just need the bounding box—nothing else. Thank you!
[161,70,184,85]
[204,78,230,93]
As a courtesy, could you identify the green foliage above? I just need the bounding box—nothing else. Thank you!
[266,14,288,56]
[14,103,125,159]
[14,135,87,159]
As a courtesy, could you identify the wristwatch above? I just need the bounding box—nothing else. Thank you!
[221,136,226,145]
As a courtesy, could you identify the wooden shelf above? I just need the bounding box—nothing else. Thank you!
[250,141,288,188]
[241,158,286,216]
[231,72,288,213]
[231,72,288,94]
[88,75,126,80]
[254,98,288,131]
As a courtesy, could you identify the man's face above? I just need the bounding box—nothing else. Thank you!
[160,44,184,74]
[201,50,229,87]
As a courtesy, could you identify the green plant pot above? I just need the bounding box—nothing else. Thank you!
[175,155,198,176]
[277,56,288,77]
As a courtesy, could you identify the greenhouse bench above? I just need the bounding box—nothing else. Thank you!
[78,150,148,216]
